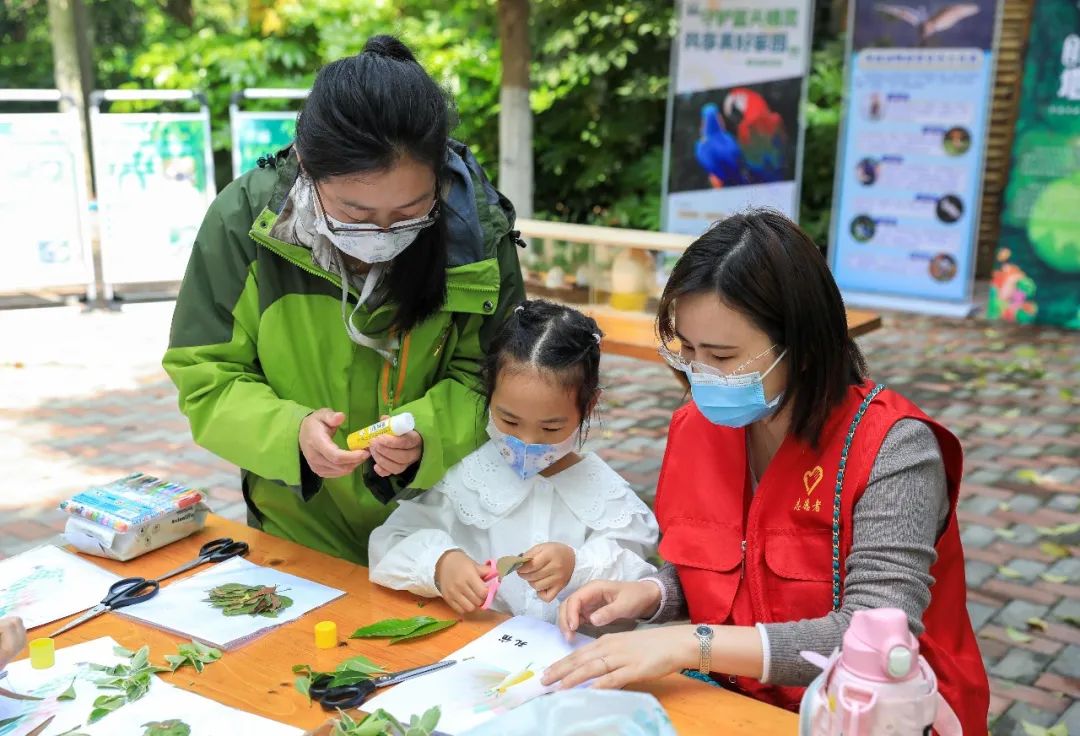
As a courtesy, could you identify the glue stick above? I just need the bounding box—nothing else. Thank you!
[347,412,416,451]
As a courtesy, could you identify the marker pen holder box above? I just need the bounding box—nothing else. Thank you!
[59,472,211,562]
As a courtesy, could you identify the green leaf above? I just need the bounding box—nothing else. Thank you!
[1061,615,1080,628]
[164,655,187,672]
[1040,573,1069,584]
[131,646,150,671]
[1006,626,1034,644]
[113,646,134,658]
[350,616,437,639]
[1047,724,1069,736]
[1022,723,1050,736]
[994,528,1017,539]
[338,655,387,675]
[1040,543,1072,560]
[1027,617,1049,632]
[294,674,311,699]
[142,719,192,736]
[389,619,458,644]
[54,728,91,736]
[998,566,1024,579]
[419,706,441,732]
[57,679,78,701]
[1016,469,1043,484]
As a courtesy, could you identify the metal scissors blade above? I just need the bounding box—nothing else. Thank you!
[48,603,108,638]
[372,659,457,687]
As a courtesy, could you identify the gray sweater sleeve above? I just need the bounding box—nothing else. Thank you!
[644,419,950,686]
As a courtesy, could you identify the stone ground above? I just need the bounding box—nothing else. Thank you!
[0,299,1077,734]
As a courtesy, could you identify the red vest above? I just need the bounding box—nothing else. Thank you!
[655,383,988,734]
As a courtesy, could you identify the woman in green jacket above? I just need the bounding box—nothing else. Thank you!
[163,35,524,565]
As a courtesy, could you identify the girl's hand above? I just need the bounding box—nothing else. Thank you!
[518,543,576,602]
[557,580,662,640]
[0,616,27,670]
[368,416,424,477]
[435,550,490,614]
[541,626,695,690]
[300,409,369,478]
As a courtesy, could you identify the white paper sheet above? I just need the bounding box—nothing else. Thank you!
[0,545,121,629]
[117,556,344,649]
[364,616,593,735]
[0,636,301,736]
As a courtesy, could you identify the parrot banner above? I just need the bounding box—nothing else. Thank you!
[662,1,813,235]
[988,0,1080,330]
[827,0,1002,317]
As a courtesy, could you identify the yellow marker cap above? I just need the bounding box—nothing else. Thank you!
[29,638,55,669]
[314,621,338,649]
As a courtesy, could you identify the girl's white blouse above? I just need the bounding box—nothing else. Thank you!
[368,441,659,622]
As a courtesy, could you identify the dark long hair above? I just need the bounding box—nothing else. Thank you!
[482,300,604,438]
[657,209,867,446]
[295,35,451,333]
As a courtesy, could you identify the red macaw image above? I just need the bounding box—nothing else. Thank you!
[721,87,789,183]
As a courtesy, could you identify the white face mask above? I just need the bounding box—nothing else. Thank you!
[312,181,437,264]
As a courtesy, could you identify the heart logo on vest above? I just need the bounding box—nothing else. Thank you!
[803,465,824,496]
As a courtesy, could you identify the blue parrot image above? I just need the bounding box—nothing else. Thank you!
[695,102,745,188]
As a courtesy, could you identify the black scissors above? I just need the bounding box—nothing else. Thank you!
[152,537,250,583]
[310,660,458,711]
[48,538,249,638]
[48,577,160,637]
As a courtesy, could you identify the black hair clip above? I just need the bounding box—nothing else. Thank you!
[510,230,526,248]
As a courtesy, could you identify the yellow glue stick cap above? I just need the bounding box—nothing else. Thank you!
[314,621,338,649]
[29,638,55,669]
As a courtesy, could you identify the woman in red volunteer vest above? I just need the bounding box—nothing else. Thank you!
[542,210,988,732]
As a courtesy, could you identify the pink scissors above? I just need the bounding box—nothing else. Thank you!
[480,555,531,610]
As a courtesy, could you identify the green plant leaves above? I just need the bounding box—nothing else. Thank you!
[349,616,457,644]
[57,679,78,702]
[164,640,222,673]
[205,582,293,617]
[142,720,192,736]
[292,654,387,700]
[88,694,126,724]
[329,707,442,736]
[85,644,167,724]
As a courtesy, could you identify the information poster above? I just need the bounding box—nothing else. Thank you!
[663,0,813,234]
[989,0,1080,329]
[230,112,296,178]
[828,0,1001,316]
[0,110,92,292]
[90,111,215,288]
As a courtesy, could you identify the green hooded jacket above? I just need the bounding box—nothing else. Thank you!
[163,142,524,564]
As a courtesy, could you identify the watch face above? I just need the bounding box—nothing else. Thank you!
[696,625,712,638]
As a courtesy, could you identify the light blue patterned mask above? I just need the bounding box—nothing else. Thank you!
[486,416,581,480]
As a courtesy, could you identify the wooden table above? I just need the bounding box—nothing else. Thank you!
[582,305,883,365]
[29,516,797,734]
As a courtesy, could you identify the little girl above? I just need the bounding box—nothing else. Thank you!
[369,300,658,622]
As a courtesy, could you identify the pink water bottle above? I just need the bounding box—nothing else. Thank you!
[797,608,961,736]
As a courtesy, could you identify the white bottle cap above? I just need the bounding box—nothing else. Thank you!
[389,413,416,435]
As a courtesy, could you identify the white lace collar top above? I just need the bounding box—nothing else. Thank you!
[435,440,647,531]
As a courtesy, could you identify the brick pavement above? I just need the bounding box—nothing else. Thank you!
[0,301,1077,734]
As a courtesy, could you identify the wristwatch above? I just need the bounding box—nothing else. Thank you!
[694,624,714,674]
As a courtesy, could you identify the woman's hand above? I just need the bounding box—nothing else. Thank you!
[557,580,662,640]
[300,409,369,478]
[518,543,576,602]
[541,626,696,690]
[368,416,424,477]
[0,616,27,670]
[435,550,490,614]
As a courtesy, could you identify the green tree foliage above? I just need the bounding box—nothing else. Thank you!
[1,0,842,239]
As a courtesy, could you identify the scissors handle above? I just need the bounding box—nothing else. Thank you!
[202,539,249,563]
[103,577,159,609]
[480,560,499,610]
[310,676,375,711]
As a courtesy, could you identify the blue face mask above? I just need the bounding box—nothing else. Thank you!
[662,345,787,428]
[486,417,581,480]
